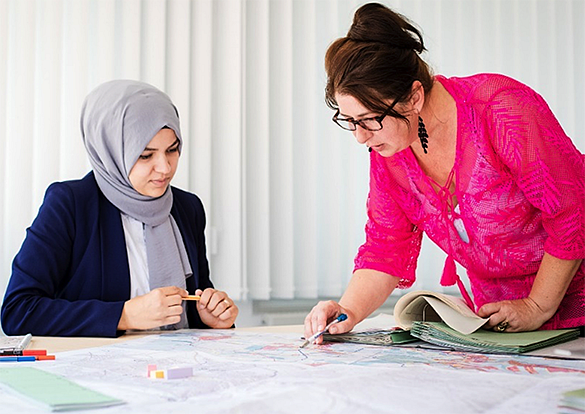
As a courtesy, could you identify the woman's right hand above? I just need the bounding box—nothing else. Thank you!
[303,300,356,345]
[117,286,186,331]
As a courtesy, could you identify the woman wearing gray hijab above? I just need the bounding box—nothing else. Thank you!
[1,80,238,337]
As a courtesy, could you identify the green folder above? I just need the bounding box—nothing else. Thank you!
[410,321,580,354]
[0,367,124,412]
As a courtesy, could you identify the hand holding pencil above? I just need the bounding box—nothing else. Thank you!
[193,288,239,329]
[117,286,238,331]
[117,286,188,331]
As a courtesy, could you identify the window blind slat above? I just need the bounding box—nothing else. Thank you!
[268,0,295,298]
[245,0,271,299]
[0,0,583,309]
[33,1,63,207]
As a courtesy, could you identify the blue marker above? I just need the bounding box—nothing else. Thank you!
[0,356,36,362]
[300,313,348,348]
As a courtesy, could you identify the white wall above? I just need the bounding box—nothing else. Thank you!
[0,0,583,328]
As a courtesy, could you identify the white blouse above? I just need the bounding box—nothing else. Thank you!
[120,213,150,298]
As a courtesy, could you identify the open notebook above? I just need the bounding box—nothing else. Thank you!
[323,292,581,354]
[393,291,488,335]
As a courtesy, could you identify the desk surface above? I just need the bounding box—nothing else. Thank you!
[30,324,304,353]
[3,324,584,414]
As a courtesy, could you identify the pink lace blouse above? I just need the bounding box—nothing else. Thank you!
[354,74,585,330]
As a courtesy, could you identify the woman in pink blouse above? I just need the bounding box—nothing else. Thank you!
[304,2,584,342]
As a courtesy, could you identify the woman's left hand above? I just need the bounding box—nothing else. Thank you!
[194,288,239,329]
[478,297,550,332]
[480,255,581,333]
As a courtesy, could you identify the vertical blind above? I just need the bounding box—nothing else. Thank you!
[0,0,583,306]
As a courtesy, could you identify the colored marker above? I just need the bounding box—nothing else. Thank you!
[300,313,348,348]
[24,349,47,356]
[36,355,56,361]
[0,356,37,362]
[0,349,47,356]
[182,295,201,301]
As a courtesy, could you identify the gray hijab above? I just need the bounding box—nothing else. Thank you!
[81,80,192,328]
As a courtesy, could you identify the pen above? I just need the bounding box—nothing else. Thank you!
[182,295,201,301]
[300,313,348,348]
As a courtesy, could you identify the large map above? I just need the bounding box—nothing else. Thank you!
[1,329,583,414]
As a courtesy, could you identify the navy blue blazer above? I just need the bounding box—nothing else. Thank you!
[1,172,213,337]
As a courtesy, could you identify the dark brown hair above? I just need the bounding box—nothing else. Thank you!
[325,3,433,122]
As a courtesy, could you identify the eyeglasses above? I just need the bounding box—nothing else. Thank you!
[332,105,394,131]
[332,107,392,131]
[331,92,406,132]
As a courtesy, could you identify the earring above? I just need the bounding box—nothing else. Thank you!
[418,115,429,154]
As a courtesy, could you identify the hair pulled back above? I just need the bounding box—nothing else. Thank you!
[325,3,433,121]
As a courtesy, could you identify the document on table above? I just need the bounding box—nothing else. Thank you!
[0,333,32,352]
[0,367,124,412]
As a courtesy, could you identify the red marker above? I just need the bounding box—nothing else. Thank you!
[36,355,56,361]
[0,349,47,356]
[24,349,47,356]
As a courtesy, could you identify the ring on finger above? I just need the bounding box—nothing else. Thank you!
[495,321,509,332]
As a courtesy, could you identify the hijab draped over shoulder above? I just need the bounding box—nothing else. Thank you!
[80,80,192,328]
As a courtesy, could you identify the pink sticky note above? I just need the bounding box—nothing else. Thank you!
[147,364,157,377]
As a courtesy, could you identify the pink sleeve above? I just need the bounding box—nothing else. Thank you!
[353,152,423,288]
[484,85,585,260]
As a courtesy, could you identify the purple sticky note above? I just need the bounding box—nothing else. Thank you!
[166,367,193,380]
